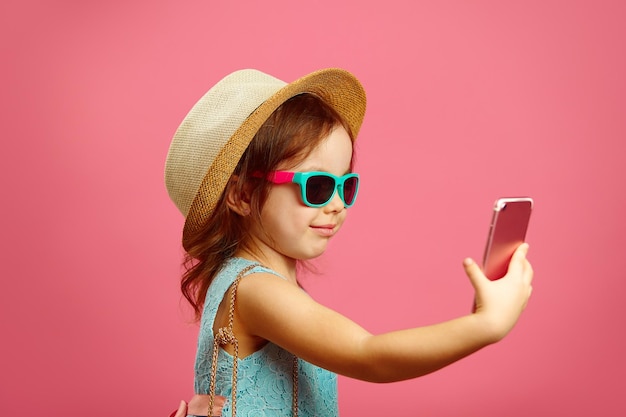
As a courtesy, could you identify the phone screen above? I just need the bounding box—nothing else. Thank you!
[482,198,533,280]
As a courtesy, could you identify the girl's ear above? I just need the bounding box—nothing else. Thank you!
[225,175,252,216]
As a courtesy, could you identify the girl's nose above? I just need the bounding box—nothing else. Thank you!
[324,190,345,213]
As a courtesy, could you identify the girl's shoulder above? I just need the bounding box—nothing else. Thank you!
[222,257,284,279]
[210,257,285,298]
[202,257,285,324]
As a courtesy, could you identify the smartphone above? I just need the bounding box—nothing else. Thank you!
[482,197,533,280]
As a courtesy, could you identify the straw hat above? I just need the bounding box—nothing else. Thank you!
[165,68,367,250]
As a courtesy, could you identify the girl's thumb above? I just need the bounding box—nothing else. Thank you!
[463,257,486,289]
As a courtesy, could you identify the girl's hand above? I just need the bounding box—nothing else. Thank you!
[169,400,187,417]
[464,243,534,342]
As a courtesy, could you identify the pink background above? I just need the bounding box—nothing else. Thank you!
[2,1,625,416]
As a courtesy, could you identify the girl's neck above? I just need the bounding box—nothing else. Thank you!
[235,248,298,284]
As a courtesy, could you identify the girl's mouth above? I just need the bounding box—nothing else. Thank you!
[310,224,336,237]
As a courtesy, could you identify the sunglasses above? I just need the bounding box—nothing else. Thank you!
[265,171,360,208]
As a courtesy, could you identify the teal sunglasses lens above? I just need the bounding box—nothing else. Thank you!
[304,174,359,206]
[305,175,336,205]
[342,176,358,206]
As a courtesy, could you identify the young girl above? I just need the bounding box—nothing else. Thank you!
[165,68,533,417]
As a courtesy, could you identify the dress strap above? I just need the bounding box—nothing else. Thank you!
[207,263,299,417]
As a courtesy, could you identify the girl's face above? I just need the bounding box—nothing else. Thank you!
[251,126,354,266]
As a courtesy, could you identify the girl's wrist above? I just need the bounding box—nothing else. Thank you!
[470,310,510,345]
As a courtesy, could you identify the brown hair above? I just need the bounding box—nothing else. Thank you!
[181,93,353,320]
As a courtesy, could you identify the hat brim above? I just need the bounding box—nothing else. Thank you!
[182,68,366,249]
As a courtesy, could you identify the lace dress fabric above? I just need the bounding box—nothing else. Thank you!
[193,257,339,416]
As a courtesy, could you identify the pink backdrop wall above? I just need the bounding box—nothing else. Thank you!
[2,1,625,416]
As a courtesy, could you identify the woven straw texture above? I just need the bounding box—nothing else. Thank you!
[164,68,366,250]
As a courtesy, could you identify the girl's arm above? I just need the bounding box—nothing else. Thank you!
[235,244,533,383]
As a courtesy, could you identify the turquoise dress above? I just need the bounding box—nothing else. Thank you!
[193,257,339,416]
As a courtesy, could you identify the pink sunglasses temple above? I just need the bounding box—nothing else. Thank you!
[267,171,295,184]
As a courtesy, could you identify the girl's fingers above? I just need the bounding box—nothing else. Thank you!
[463,257,489,293]
[170,400,187,417]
